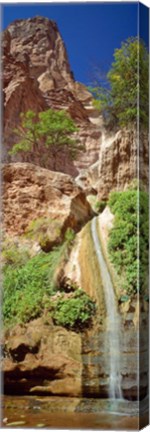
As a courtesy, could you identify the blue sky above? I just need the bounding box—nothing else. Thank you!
[1,2,148,85]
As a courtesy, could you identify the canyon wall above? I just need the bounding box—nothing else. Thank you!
[2,16,148,403]
[3,16,148,198]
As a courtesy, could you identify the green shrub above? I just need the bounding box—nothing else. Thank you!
[2,241,30,268]
[108,190,148,296]
[139,191,149,295]
[26,219,75,252]
[94,200,106,213]
[64,228,75,244]
[3,247,64,326]
[53,289,96,330]
[26,217,62,251]
[3,238,95,331]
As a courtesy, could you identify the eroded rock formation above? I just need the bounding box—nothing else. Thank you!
[4,318,82,397]
[3,16,147,198]
[2,16,101,175]
[2,16,148,403]
[97,129,148,200]
[2,162,93,239]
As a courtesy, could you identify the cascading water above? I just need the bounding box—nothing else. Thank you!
[91,217,123,400]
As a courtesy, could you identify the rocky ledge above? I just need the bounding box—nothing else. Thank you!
[2,300,148,400]
[2,162,93,244]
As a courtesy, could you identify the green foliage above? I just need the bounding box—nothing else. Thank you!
[94,200,106,213]
[26,217,62,251]
[9,109,79,167]
[2,241,30,268]
[108,190,148,296]
[89,37,149,128]
[108,190,137,295]
[64,228,76,243]
[3,238,95,330]
[38,109,79,159]
[26,218,75,252]
[139,191,149,295]
[53,289,96,330]
[3,248,63,325]
[9,110,41,155]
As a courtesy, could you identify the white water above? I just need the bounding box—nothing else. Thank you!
[91,217,123,400]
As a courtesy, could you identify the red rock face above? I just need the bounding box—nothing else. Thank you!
[97,129,148,199]
[2,17,101,175]
[2,16,148,198]
[3,318,82,397]
[2,162,93,238]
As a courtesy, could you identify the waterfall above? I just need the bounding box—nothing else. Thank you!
[91,217,123,400]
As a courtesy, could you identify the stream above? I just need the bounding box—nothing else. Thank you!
[91,217,122,399]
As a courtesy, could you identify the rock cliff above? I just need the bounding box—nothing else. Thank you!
[2,163,93,239]
[2,16,147,197]
[4,318,82,397]
[2,17,101,176]
[97,129,148,199]
[2,16,148,404]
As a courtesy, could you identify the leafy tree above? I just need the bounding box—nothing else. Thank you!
[38,110,79,168]
[10,111,41,154]
[89,37,149,128]
[10,109,79,169]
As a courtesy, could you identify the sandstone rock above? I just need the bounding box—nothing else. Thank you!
[2,17,102,175]
[6,17,73,86]
[3,318,82,396]
[2,162,93,239]
[97,129,148,200]
[2,16,148,405]
[2,17,148,195]
[3,307,148,399]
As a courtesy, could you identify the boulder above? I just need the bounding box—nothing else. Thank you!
[3,318,82,396]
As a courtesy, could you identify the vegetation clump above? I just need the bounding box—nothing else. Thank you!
[89,37,149,128]
[25,217,62,251]
[3,249,62,325]
[94,200,106,214]
[9,109,81,169]
[2,240,30,267]
[108,190,148,296]
[87,195,106,214]
[52,289,96,330]
[3,234,95,330]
